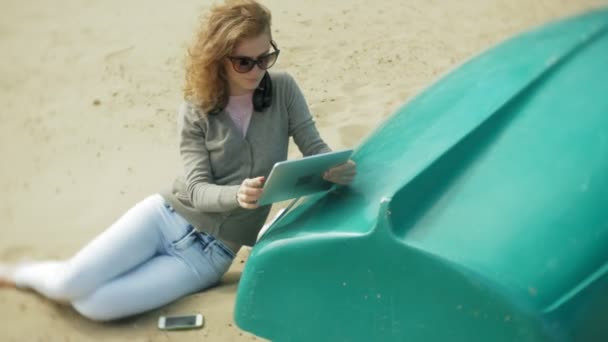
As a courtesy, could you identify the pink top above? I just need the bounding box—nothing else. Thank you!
[225,92,254,137]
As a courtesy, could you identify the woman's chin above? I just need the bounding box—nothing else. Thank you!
[231,79,262,94]
[245,78,262,89]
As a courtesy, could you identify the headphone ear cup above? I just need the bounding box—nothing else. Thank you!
[262,72,272,108]
[252,87,263,111]
[253,72,272,111]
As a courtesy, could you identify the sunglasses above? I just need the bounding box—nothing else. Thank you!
[227,41,280,73]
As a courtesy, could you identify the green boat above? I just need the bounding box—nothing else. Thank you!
[235,8,608,342]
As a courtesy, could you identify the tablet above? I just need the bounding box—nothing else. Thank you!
[257,149,353,206]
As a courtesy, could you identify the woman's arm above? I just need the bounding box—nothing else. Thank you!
[285,74,332,156]
[178,103,241,212]
[283,74,357,185]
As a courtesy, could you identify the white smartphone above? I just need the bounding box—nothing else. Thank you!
[158,314,204,330]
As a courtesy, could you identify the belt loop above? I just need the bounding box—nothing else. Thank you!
[172,226,197,250]
[199,232,234,259]
[163,201,175,213]
[214,240,235,259]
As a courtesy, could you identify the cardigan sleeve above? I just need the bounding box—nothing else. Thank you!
[178,102,241,212]
[284,73,332,156]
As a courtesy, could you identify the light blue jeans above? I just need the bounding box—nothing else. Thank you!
[12,194,235,321]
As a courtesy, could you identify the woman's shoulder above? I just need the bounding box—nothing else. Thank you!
[269,71,305,102]
[178,100,208,122]
[269,70,298,87]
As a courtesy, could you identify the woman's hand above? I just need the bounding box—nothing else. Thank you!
[323,160,357,185]
[237,176,265,209]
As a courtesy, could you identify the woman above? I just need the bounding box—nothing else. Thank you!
[0,0,355,321]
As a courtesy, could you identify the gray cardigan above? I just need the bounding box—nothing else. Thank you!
[161,72,331,246]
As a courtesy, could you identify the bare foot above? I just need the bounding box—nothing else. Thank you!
[0,265,17,288]
[0,278,16,288]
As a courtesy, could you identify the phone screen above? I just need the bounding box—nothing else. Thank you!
[165,315,198,327]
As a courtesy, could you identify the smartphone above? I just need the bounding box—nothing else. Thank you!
[158,314,204,330]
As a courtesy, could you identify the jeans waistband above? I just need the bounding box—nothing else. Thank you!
[162,199,235,260]
[198,231,235,259]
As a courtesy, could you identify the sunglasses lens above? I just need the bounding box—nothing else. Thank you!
[234,58,255,73]
[229,49,279,73]
[258,52,278,70]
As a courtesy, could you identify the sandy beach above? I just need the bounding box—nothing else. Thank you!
[1,0,606,340]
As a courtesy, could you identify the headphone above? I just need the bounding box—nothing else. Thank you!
[209,71,273,116]
[252,71,273,112]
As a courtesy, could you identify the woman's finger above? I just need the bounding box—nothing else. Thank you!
[245,177,265,188]
[239,195,256,204]
[336,177,354,185]
[338,170,357,177]
[239,201,258,209]
[240,187,263,197]
[324,175,354,185]
[326,169,356,179]
[238,191,260,203]
[238,193,259,208]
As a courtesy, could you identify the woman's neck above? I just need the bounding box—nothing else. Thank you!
[230,91,253,98]
[228,82,254,97]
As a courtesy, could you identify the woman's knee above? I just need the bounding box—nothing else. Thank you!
[71,295,125,322]
[48,270,96,301]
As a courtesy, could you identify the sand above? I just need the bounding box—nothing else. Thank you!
[1,0,606,340]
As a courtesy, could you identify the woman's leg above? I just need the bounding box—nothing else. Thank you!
[71,233,235,321]
[71,255,207,321]
[8,194,176,301]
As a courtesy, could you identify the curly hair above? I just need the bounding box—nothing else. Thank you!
[184,0,272,114]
